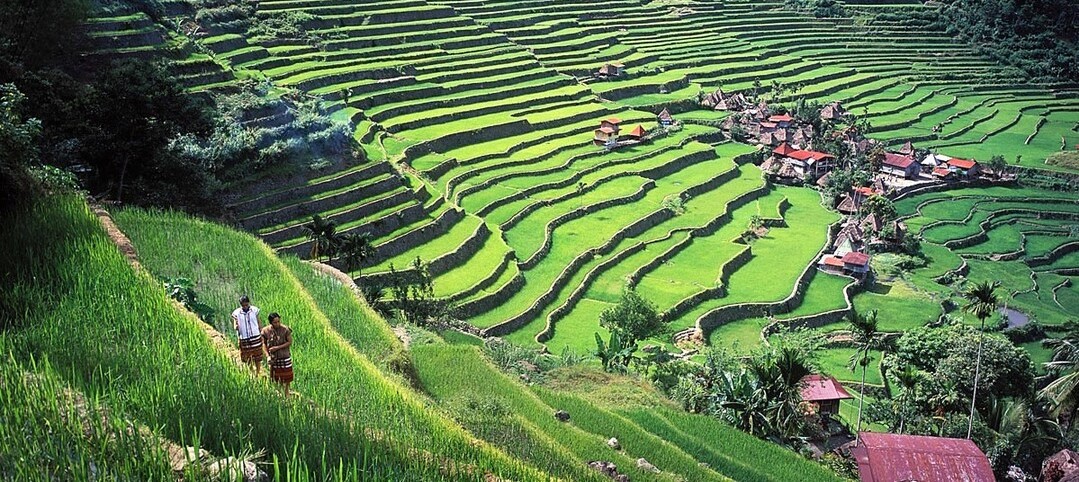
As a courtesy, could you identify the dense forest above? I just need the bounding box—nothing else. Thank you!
[939,0,1079,82]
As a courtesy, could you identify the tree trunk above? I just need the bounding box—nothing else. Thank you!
[967,317,986,439]
[116,157,130,204]
[856,350,868,437]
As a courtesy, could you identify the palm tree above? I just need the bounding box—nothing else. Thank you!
[894,364,920,434]
[337,231,373,275]
[301,214,339,262]
[963,280,1000,439]
[847,309,883,435]
[1041,323,1079,421]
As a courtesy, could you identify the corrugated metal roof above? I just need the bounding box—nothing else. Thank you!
[800,374,853,402]
[854,433,995,482]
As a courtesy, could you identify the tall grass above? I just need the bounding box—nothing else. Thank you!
[622,407,845,482]
[111,205,552,481]
[0,351,180,480]
[0,196,544,480]
[281,256,402,364]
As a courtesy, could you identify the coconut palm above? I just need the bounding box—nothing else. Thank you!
[301,214,338,262]
[337,231,373,275]
[847,309,883,435]
[963,280,1000,439]
[894,364,920,434]
[1041,323,1079,421]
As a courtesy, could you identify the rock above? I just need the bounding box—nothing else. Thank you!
[554,410,570,422]
[167,445,209,472]
[206,457,267,482]
[607,437,621,450]
[587,461,624,480]
[637,458,659,473]
[1043,449,1079,482]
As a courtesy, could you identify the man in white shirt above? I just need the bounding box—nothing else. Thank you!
[232,295,265,375]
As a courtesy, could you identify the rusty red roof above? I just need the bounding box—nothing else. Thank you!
[854,433,994,482]
[800,374,853,402]
[628,125,647,137]
[932,166,953,177]
[769,113,793,122]
[604,117,622,125]
[773,142,797,156]
[883,153,915,169]
[787,149,835,162]
[596,126,616,134]
[821,256,846,268]
[842,251,870,267]
[855,186,877,197]
[948,158,977,169]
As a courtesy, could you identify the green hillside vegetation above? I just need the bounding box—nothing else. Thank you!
[2,0,1079,479]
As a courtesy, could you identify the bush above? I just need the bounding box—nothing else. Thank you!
[1047,151,1079,170]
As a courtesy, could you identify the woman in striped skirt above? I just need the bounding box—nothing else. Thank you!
[262,312,294,398]
[231,295,265,376]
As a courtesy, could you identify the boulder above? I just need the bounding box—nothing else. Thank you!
[637,458,659,473]
[607,437,621,450]
[588,460,617,477]
[206,457,267,482]
[1043,449,1079,482]
[554,410,570,422]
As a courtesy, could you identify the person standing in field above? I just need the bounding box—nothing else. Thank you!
[232,295,265,376]
[262,312,294,398]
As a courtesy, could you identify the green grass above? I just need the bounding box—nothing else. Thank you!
[110,205,551,480]
[0,196,524,480]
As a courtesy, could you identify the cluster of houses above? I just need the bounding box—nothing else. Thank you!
[817,211,907,278]
[592,109,675,149]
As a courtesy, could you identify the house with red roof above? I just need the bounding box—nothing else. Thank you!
[947,158,980,178]
[853,433,995,482]
[768,113,794,128]
[769,142,836,180]
[932,166,956,180]
[624,125,647,141]
[880,152,920,179]
[800,374,853,416]
[594,117,622,146]
[842,251,871,275]
[818,250,871,277]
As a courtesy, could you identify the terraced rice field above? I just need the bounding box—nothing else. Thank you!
[897,187,1079,328]
[85,0,1078,358]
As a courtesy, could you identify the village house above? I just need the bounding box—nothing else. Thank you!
[921,152,951,173]
[819,217,871,277]
[862,213,906,246]
[701,88,748,111]
[852,433,995,482]
[820,101,849,121]
[594,117,621,147]
[947,158,980,178]
[818,250,871,277]
[768,113,794,128]
[658,108,674,127]
[764,142,836,181]
[596,63,624,79]
[834,218,866,255]
[880,152,920,179]
[624,125,647,142]
[800,374,852,417]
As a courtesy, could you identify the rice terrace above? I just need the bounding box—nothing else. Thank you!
[2,0,1078,480]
